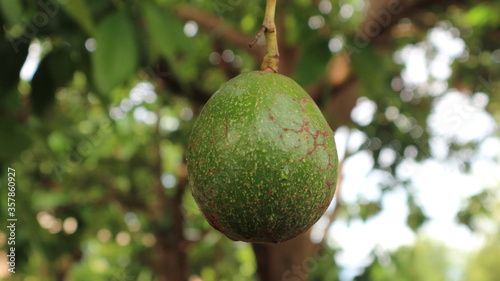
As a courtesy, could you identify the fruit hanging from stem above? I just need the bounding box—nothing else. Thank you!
[187,0,338,243]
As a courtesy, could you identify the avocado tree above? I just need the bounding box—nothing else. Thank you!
[0,0,499,280]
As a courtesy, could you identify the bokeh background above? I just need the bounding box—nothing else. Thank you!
[0,0,499,280]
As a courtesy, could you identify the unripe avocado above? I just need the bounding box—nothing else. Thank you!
[187,71,338,243]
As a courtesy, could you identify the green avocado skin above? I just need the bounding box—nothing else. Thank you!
[187,71,338,243]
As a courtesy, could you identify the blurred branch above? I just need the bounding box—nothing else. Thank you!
[365,0,468,47]
[276,2,299,77]
[316,0,468,129]
[252,230,316,281]
[174,6,265,60]
[146,108,188,281]
[172,0,467,131]
[362,0,432,43]
[152,118,170,223]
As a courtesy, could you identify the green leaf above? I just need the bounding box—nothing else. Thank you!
[358,201,382,221]
[92,11,138,94]
[47,47,76,84]
[143,3,180,60]
[0,0,23,26]
[456,190,492,230]
[32,191,71,210]
[406,195,428,231]
[0,32,28,93]
[0,120,31,161]
[465,4,500,27]
[31,57,57,116]
[47,131,72,153]
[59,0,96,36]
[142,2,190,79]
[31,47,75,115]
[142,3,198,88]
[295,38,330,87]
[350,45,390,99]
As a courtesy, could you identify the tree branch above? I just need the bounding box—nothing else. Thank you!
[174,6,265,60]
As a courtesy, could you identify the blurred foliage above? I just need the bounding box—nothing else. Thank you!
[355,239,450,281]
[0,0,499,280]
[463,234,500,281]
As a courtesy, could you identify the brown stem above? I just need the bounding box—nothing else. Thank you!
[249,25,266,48]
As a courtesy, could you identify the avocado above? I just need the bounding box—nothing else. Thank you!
[187,71,338,243]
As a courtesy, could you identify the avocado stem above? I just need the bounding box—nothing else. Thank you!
[260,0,279,73]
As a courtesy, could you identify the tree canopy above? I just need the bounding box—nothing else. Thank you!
[0,0,499,280]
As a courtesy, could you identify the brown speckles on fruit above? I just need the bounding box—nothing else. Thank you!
[187,71,338,243]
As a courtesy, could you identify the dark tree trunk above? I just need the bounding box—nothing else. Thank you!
[252,230,316,281]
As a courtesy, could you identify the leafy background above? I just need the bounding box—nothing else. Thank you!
[0,0,499,280]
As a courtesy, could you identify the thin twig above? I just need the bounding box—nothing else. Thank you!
[249,25,267,48]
